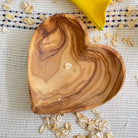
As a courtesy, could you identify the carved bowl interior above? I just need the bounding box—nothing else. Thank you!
[28,14,126,114]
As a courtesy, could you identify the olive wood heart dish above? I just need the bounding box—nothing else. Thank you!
[28,14,126,114]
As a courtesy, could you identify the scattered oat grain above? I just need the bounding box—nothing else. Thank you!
[6,0,13,4]
[127,6,136,11]
[132,17,138,23]
[127,20,135,29]
[103,132,114,138]
[2,3,10,10]
[126,10,135,18]
[113,33,119,41]
[5,13,14,20]
[110,40,118,47]
[104,33,112,39]
[2,26,7,33]
[122,38,134,47]
[56,131,63,138]
[118,23,124,29]
[93,36,101,43]
[20,1,29,10]
[39,125,47,134]
[24,5,33,14]
[39,15,46,21]
[22,17,35,25]
[65,122,71,131]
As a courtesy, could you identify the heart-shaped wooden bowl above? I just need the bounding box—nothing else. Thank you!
[28,14,126,114]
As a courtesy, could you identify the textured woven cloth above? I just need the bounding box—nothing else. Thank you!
[0,0,138,138]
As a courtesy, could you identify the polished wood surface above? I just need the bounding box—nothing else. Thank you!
[28,14,126,114]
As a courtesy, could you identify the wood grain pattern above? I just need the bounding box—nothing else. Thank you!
[28,14,126,114]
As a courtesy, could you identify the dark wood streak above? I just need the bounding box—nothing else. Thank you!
[28,14,126,114]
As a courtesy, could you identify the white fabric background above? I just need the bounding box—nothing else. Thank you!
[0,0,138,138]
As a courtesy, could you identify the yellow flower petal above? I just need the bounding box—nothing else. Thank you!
[70,0,111,30]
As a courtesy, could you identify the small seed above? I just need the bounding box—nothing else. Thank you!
[5,13,14,20]
[2,4,10,10]
[93,36,101,43]
[64,63,72,69]
[6,0,13,4]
